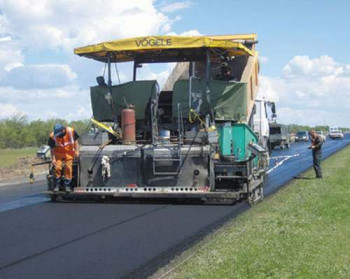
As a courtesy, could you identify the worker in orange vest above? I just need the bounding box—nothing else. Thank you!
[48,123,80,192]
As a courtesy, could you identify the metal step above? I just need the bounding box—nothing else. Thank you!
[152,147,182,176]
[153,158,181,162]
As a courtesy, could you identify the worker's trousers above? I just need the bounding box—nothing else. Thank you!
[55,153,73,187]
[312,150,322,178]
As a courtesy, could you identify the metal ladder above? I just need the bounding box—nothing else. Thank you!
[152,145,182,176]
[152,104,184,176]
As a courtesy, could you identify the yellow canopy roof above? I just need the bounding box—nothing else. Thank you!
[74,34,257,63]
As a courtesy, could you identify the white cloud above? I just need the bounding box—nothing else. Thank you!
[282,55,342,79]
[0,38,24,71]
[137,63,176,89]
[166,29,201,36]
[0,85,87,102]
[66,105,91,121]
[260,56,269,64]
[0,103,21,118]
[258,55,350,127]
[1,64,77,89]
[0,85,91,120]
[160,1,192,13]
[4,62,23,72]
[0,36,11,43]
[257,76,280,102]
[0,0,173,51]
[43,110,59,119]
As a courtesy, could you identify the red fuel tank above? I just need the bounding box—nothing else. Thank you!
[121,108,136,144]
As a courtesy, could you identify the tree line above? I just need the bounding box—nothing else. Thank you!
[287,124,349,134]
[0,113,89,149]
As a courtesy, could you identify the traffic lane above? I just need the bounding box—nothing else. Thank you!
[0,202,247,279]
[0,202,168,268]
[0,180,47,203]
[0,180,48,213]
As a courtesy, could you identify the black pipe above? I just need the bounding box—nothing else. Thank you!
[205,49,214,121]
[133,61,137,81]
[107,53,112,88]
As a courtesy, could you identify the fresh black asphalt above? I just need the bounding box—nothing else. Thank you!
[0,134,349,279]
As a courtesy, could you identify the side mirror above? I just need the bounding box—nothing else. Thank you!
[271,103,276,114]
[252,104,256,114]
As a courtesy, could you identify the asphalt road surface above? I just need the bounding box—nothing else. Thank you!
[0,134,349,279]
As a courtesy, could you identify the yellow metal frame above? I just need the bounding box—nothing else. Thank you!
[91,118,122,139]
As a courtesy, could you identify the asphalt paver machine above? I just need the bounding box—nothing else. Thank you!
[46,34,269,204]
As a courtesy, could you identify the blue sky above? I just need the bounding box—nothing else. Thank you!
[0,0,349,126]
[173,0,350,76]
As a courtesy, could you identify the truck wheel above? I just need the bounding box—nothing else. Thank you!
[50,195,57,202]
[286,143,290,149]
[281,145,284,150]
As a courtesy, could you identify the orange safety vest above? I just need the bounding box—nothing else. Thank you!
[50,127,76,159]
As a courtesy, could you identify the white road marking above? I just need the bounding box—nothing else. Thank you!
[267,153,300,174]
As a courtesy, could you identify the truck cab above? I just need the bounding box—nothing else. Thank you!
[253,98,276,152]
[329,126,344,140]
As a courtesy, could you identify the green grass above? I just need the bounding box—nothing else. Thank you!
[163,146,350,279]
[0,147,37,168]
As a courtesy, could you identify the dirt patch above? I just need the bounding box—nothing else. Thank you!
[0,156,49,180]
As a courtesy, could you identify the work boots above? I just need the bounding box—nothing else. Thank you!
[53,177,61,192]
[64,178,72,193]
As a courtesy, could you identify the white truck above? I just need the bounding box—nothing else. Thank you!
[253,98,276,152]
[329,126,344,140]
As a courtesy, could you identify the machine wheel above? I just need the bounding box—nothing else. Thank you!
[286,143,290,149]
[280,145,284,150]
[50,195,57,202]
[247,179,264,206]
[248,187,263,205]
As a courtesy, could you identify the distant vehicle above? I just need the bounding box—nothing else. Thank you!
[316,131,326,142]
[295,131,309,142]
[269,123,290,149]
[253,98,277,152]
[36,145,51,160]
[329,126,344,140]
